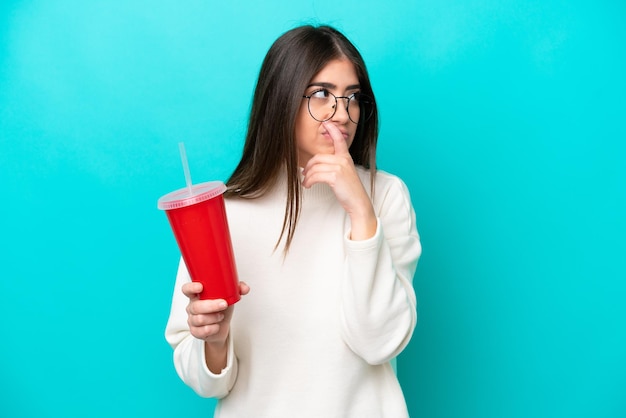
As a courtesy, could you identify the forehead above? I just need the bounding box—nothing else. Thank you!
[309,58,359,84]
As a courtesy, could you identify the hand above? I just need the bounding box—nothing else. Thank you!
[302,121,377,240]
[182,281,250,345]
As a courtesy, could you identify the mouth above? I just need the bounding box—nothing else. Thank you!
[322,128,349,140]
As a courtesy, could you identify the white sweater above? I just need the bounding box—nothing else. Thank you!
[165,167,421,417]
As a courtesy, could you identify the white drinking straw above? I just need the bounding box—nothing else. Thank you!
[178,142,193,195]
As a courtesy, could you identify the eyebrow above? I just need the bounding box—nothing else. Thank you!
[307,82,361,90]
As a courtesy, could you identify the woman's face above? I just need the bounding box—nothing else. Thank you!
[295,58,360,167]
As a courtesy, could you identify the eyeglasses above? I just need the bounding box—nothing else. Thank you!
[302,89,374,124]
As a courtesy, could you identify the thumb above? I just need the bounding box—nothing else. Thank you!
[323,121,349,156]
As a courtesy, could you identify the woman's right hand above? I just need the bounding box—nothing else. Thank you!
[182,281,249,373]
[182,281,250,345]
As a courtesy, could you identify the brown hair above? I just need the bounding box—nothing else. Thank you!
[225,25,379,251]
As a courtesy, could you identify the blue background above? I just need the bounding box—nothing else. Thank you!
[1,1,625,417]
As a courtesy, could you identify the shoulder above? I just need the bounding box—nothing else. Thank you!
[357,166,418,238]
[356,166,412,202]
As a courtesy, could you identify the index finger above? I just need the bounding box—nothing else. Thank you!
[323,121,349,156]
[188,298,229,315]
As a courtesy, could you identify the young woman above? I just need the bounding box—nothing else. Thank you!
[165,24,421,417]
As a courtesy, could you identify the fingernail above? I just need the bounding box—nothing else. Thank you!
[218,300,228,309]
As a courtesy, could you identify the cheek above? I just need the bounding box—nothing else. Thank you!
[296,105,323,139]
[346,126,358,148]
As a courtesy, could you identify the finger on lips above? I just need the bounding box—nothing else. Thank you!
[323,121,349,154]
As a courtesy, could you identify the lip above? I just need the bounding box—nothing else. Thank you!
[322,128,349,140]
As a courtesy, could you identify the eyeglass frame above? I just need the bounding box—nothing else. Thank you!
[301,89,375,124]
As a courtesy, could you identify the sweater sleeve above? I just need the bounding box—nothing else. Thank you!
[339,176,421,365]
[164,258,238,398]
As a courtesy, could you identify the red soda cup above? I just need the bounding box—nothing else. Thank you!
[158,181,241,305]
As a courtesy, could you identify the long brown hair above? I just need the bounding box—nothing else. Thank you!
[225,25,379,251]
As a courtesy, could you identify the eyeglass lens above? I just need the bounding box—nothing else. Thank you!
[307,91,373,123]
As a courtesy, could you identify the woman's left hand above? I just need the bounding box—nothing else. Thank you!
[302,121,377,240]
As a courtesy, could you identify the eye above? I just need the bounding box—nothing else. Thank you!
[310,89,331,99]
[352,92,372,105]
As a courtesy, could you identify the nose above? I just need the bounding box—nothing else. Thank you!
[331,97,350,124]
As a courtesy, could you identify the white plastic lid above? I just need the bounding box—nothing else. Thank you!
[157,181,227,210]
